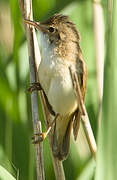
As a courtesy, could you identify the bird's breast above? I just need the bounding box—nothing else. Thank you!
[39,53,77,115]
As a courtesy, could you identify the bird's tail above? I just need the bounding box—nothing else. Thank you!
[52,114,73,161]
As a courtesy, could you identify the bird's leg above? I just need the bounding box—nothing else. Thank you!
[26,82,42,93]
[32,114,59,143]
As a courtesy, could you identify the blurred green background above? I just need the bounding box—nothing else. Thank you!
[0,0,109,179]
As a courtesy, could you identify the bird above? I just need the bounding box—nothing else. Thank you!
[25,14,87,161]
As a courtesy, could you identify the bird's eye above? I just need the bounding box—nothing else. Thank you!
[48,27,55,33]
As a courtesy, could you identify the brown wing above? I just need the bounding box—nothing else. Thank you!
[73,57,87,140]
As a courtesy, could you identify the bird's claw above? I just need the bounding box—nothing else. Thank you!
[31,114,59,144]
[26,82,42,93]
[31,132,47,144]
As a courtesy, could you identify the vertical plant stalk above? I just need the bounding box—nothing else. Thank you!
[95,0,117,179]
[18,0,45,179]
[93,0,104,121]
[69,67,97,160]
[19,1,65,179]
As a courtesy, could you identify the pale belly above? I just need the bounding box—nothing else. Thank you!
[39,59,77,116]
[48,75,77,115]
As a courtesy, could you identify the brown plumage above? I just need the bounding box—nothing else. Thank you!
[40,15,87,160]
[25,14,87,160]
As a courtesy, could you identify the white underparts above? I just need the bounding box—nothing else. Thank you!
[38,31,77,116]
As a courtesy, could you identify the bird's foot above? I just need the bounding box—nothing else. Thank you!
[26,82,42,93]
[32,132,47,143]
[32,114,59,144]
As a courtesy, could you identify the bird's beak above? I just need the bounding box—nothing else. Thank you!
[24,19,47,33]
